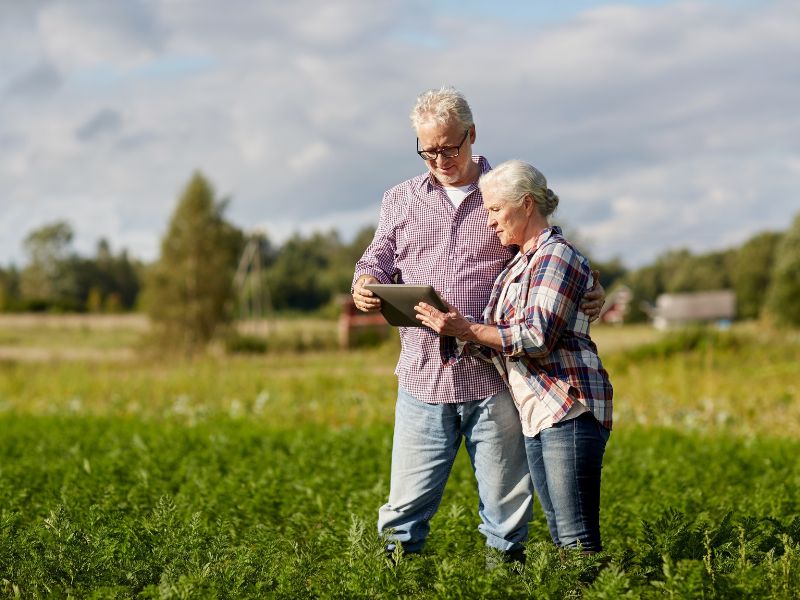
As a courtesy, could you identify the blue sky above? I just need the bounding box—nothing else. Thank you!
[1,0,797,268]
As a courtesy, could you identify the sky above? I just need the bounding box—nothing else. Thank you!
[1,0,798,268]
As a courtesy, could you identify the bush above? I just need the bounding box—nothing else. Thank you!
[225,334,268,354]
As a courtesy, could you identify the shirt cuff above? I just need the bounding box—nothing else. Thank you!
[496,323,520,356]
[440,315,485,365]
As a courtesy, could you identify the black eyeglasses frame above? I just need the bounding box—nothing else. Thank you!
[416,129,469,161]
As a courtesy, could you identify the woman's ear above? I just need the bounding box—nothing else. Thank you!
[523,194,534,215]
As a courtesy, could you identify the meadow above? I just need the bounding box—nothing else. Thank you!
[1,316,799,598]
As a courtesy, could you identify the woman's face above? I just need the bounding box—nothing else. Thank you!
[482,188,531,247]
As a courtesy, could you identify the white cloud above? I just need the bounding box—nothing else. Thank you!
[1,0,798,270]
[36,1,163,71]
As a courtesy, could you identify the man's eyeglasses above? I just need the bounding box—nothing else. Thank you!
[416,129,469,161]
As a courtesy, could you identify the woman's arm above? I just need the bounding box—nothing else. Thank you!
[497,242,588,358]
[415,302,504,351]
[416,241,588,358]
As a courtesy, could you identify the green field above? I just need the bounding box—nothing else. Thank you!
[1,317,799,598]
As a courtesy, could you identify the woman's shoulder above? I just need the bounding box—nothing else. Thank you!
[538,228,589,267]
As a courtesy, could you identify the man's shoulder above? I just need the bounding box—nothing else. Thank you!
[384,172,429,199]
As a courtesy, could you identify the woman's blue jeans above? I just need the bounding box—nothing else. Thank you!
[525,412,610,552]
[378,387,533,553]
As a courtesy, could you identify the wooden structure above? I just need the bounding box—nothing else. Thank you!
[653,290,736,330]
[338,295,390,348]
[234,234,272,334]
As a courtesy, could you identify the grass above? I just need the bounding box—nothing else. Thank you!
[1,418,799,598]
[1,315,799,597]
[1,319,797,437]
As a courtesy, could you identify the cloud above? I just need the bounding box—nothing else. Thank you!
[4,61,62,99]
[36,1,165,70]
[0,0,798,270]
[75,108,123,141]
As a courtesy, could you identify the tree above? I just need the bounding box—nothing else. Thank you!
[733,230,783,319]
[765,213,800,327]
[664,250,735,293]
[144,172,244,352]
[82,240,142,311]
[265,230,342,311]
[0,266,21,311]
[622,264,664,323]
[590,257,627,291]
[19,221,80,309]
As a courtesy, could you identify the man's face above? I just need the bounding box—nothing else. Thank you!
[416,120,476,187]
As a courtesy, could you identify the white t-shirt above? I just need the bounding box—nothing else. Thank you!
[442,185,471,208]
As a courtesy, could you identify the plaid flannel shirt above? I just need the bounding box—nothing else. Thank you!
[353,156,514,404]
[442,227,613,429]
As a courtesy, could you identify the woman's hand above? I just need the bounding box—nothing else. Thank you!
[414,301,471,338]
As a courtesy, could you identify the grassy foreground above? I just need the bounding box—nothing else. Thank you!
[1,319,799,597]
[1,418,799,598]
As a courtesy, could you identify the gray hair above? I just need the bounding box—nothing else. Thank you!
[478,160,559,218]
[409,86,474,130]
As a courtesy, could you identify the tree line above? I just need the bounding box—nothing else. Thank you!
[2,171,799,343]
[0,222,142,313]
[611,226,794,324]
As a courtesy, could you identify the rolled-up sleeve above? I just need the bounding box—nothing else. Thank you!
[496,243,588,358]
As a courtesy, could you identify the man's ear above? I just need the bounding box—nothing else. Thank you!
[469,125,476,144]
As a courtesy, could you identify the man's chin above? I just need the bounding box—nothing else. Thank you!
[434,171,459,185]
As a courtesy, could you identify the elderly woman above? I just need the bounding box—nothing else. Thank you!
[415,160,613,553]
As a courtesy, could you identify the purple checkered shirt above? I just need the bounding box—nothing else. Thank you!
[353,156,513,404]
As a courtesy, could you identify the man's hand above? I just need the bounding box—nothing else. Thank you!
[581,269,606,323]
[353,275,382,313]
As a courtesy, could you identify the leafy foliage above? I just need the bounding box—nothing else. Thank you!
[1,417,800,598]
[618,217,796,325]
[264,225,375,313]
[766,213,800,326]
[733,230,782,319]
[19,220,81,310]
[3,223,142,313]
[143,172,244,352]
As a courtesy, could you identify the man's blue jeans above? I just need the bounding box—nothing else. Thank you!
[525,412,610,552]
[378,387,532,553]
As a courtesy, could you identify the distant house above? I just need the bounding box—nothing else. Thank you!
[599,285,633,325]
[652,290,736,330]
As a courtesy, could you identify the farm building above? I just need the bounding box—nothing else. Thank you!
[652,290,736,330]
[599,285,633,324]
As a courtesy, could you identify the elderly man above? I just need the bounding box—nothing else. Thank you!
[352,87,603,563]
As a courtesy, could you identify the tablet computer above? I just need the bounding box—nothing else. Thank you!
[363,284,448,327]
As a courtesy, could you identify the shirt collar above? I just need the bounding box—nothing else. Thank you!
[521,226,562,257]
